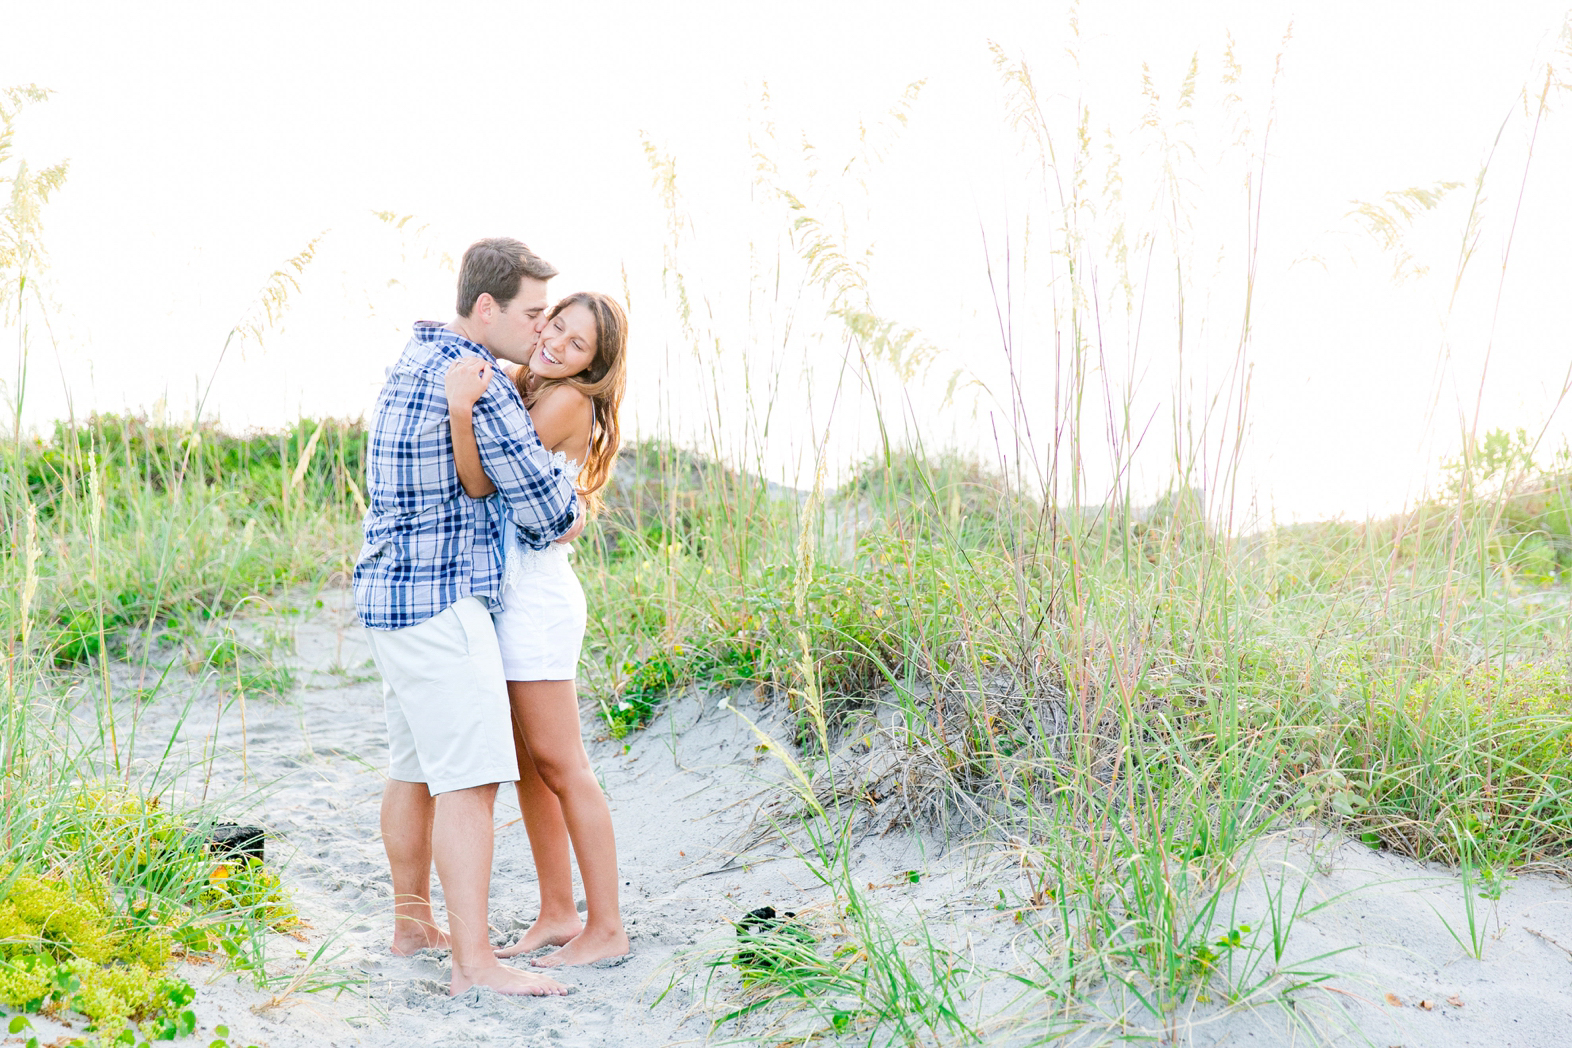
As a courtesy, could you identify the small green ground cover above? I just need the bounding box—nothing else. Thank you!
[0,789,294,1045]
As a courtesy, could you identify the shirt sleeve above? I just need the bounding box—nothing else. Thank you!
[468,381,579,549]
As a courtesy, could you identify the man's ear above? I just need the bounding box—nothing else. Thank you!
[473,292,496,322]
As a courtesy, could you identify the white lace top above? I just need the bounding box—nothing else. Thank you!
[502,452,581,588]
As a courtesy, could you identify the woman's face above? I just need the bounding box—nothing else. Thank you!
[529,302,598,380]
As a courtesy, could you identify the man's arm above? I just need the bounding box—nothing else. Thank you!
[468,387,579,548]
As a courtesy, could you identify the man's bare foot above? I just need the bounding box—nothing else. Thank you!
[495,916,583,958]
[450,961,568,997]
[391,924,450,956]
[532,927,630,968]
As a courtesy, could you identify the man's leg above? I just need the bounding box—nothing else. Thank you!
[432,782,567,995]
[381,778,448,954]
[373,599,563,994]
[370,630,450,956]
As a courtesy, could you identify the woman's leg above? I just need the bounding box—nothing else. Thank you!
[496,682,584,957]
[512,679,629,966]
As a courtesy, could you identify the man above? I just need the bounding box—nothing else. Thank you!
[353,237,583,996]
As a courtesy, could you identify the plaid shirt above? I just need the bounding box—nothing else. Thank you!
[353,322,579,630]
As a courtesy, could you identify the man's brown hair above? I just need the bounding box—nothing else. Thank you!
[455,238,559,317]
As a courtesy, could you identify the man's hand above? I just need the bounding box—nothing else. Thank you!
[445,359,493,410]
[554,504,587,545]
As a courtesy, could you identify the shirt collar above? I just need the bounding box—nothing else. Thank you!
[413,320,497,363]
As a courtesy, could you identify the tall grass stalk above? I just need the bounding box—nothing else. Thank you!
[3,97,362,1027]
[588,26,1572,1042]
[2,22,1570,1042]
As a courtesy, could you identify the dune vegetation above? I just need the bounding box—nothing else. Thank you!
[3,412,1570,1043]
[4,26,1572,1046]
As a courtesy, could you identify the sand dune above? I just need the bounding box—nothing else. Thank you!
[21,593,1571,1047]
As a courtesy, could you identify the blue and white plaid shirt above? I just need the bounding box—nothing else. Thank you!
[353,322,579,630]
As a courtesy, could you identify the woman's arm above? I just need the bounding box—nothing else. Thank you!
[445,359,497,497]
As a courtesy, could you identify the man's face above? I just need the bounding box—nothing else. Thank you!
[484,276,550,363]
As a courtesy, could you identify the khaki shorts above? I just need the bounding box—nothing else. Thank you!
[363,597,518,795]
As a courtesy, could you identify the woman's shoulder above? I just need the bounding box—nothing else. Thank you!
[529,382,594,450]
[532,382,591,410]
[533,383,593,424]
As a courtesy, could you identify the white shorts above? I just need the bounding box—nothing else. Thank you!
[363,597,518,795]
[496,544,586,682]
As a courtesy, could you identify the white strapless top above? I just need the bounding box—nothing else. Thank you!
[502,452,582,588]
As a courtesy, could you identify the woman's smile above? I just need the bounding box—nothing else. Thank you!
[529,302,599,378]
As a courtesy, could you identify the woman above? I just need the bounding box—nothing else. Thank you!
[445,291,629,967]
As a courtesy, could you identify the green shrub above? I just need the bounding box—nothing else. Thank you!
[0,868,188,1037]
[1341,663,1572,863]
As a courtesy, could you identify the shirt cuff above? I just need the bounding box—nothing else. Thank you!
[556,497,584,543]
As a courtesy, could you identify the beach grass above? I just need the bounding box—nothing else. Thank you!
[6,416,1567,1042]
[0,414,361,1044]
[596,31,1571,1038]
[577,430,1571,1042]
[5,21,1571,1042]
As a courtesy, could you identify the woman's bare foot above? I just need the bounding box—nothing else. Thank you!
[532,927,630,968]
[391,924,450,956]
[450,960,568,997]
[495,916,583,958]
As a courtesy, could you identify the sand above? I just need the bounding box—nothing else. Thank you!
[15,591,1572,1047]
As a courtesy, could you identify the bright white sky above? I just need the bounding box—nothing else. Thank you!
[5,1,1571,523]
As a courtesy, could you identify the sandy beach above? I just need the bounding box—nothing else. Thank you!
[15,592,1572,1048]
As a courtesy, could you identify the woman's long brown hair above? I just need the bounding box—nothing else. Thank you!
[515,292,627,514]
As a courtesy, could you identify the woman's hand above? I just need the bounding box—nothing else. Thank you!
[445,359,493,411]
